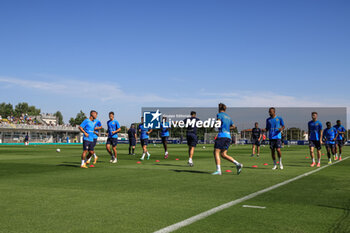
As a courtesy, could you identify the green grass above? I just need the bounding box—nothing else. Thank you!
[0,143,349,233]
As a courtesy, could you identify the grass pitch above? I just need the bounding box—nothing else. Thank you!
[0,143,349,233]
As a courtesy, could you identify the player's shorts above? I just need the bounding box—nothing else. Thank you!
[187,134,198,147]
[336,140,344,147]
[309,140,322,150]
[325,143,335,150]
[83,140,94,151]
[92,138,98,147]
[141,138,149,147]
[129,138,136,146]
[106,138,118,147]
[270,139,282,150]
[252,138,261,146]
[161,136,168,144]
[214,137,231,150]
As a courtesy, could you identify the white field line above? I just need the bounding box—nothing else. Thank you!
[242,205,266,209]
[154,157,348,233]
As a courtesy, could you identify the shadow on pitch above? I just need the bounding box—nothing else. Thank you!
[57,164,80,168]
[154,164,187,167]
[318,204,350,211]
[171,169,211,174]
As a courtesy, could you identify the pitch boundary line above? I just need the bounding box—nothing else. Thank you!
[154,157,349,233]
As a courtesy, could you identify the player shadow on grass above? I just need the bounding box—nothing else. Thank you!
[171,169,211,174]
[154,164,188,167]
[56,164,80,168]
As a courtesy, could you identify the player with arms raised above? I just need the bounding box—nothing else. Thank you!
[212,103,243,175]
[308,112,323,167]
[265,107,285,170]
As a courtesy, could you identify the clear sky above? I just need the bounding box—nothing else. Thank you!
[0,0,349,126]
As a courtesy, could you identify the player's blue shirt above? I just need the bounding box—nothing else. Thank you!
[333,125,345,140]
[107,119,120,139]
[217,112,234,139]
[80,118,95,142]
[323,127,337,144]
[266,116,285,140]
[160,122,170,137]
[308,120,323,141]
[92,119,102,140]
[139,124,150,139]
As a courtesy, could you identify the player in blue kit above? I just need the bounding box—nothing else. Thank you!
[308,112,323,167]
[139,117,152,160]
[184,111,200,167]
[78,110,97,168]
[265,107,285,170]
[86,116,102,166]
[333,120,346,161]
[212,103,243,175]
[323,122,338,164]
[160,117,170,159]
[106,112,121,164]
[128,124,137,155]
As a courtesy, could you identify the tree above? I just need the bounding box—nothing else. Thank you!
[69,110,87,126]
[0,102,13,117]
[120,125,128,134]
[69,117,75,126]
[54,111,64,125]
[14,102,40,117]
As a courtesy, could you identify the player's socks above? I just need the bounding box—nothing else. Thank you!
[212,165,222,175]
[188,158,193,167]
[140,153,145,160]
[232,160,240,166]
[317,158,321,164]
[81,160,88,168]
[272,160,277,170]
[132,148,135,154]
[128,148,131,154]
[312,158,315,163]
[279,158,283,170]
[147,152,151,160]
[236,163,243,174]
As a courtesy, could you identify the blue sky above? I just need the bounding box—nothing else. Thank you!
[0,0,349,126]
